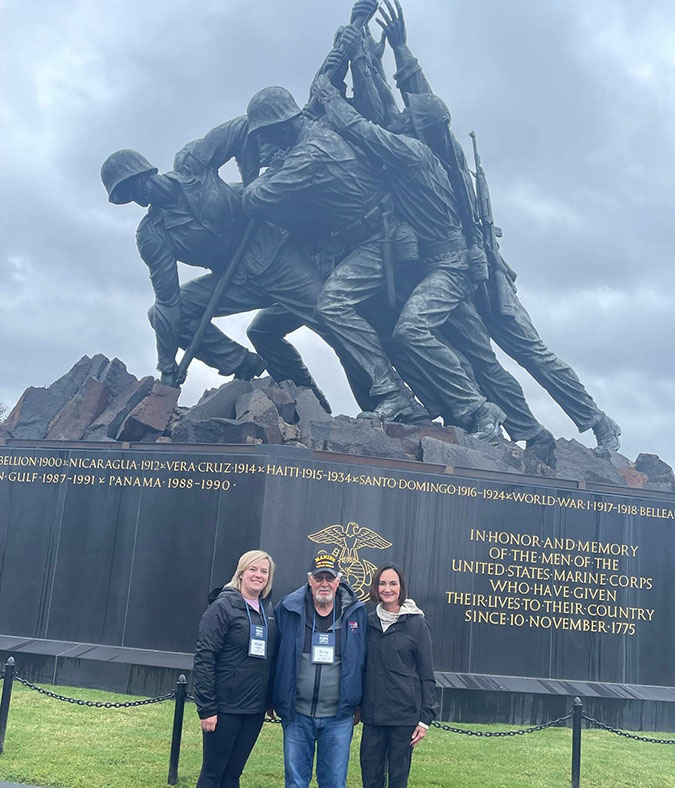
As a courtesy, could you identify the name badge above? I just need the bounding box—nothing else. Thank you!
[311,631,335,664]
[249,624,267,659]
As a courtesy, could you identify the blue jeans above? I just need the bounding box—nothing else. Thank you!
[283,712,354,788]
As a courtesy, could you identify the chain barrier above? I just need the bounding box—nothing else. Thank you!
[9,679,675,742]
[14,674,175,708]
[581,713,675,745]
[431,711,572,737]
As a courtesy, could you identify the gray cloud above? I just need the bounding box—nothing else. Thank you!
[1,0,673,467]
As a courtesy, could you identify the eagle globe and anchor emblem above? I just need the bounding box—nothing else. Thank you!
[307,522,392,601]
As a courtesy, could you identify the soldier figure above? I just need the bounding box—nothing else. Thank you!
[242,86,505,439]
[372,0,621,451]
[101,117,346,407]
[313,72,514,440]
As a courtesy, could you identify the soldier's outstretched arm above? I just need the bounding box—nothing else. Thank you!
[377,0,434,98]
[348,26,401,127]
[314,75,421,168]
[136,218,182,384]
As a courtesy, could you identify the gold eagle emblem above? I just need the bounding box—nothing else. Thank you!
[308,522,392,600]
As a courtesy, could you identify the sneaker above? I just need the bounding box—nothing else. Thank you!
[232,352,267,381]
[592,414,621,452]
[357,390,414,422]
[471,402,506,441]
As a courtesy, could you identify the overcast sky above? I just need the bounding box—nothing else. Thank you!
[1,0,674,467]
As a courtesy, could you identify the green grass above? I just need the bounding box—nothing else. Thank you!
[0,681,674,787]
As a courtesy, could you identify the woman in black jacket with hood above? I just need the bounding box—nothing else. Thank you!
[360,563,439,788]
[193,549,278,788]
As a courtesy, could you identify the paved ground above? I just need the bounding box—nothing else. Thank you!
[0,783,47,787]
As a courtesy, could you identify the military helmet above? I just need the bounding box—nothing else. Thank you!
[247,87,302,134]
[100,149,158,204]
[406,93,452,143]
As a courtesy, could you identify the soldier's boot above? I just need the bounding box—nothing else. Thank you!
[398,398,433,425]
[357,390,414,422]
[592,414,621,453]
[526,427,556,466]
[470,402,506,442]
[231,351,267,381]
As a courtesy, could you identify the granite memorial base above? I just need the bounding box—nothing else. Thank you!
[1,441,674,729]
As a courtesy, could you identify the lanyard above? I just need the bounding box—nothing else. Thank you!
[245,599,268,659]
[245,599,268,630]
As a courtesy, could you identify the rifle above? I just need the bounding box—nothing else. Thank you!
[381,205,396,308]
[469,131,518,291]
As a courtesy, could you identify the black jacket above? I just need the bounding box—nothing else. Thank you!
[193,587,278,719]
[361,610,439,727]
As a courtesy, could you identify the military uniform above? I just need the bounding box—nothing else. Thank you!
[243,115,413,411]
[392,44,614,440]
[319,91,509,426]
[121,117,338,385]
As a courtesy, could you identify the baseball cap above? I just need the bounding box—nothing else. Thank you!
[309,551,339,577]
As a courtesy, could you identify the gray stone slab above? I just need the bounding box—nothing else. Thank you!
[552,438,625,485]
[305,417,409,460]
[83,376,154,440]
[421,436,504,471]
[116,383,179,442]
[0,782,48,787]
[1,355,107,440]
[171,417,268,444]
[183,380,253,421]
[434,672,675,702]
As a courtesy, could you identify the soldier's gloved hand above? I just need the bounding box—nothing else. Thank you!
[332,23,361,61]
[351,0,379,24]
[468,244,489,284]
[376,0,407,48]
[313,74,341,106]
[266,147,288,172]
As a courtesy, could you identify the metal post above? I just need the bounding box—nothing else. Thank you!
[167,674,187,785]
[571,697,582,788]
[0,657,16,755]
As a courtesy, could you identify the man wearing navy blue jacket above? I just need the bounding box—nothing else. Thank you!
[272,552,367,788]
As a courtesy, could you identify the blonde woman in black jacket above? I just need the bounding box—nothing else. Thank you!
[193,550,278,788]
[360,564,439,788]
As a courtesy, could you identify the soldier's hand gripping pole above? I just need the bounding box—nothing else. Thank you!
[175,220,257,386]
[306,1,383,117]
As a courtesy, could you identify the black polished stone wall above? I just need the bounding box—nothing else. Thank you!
[1,443,673,690]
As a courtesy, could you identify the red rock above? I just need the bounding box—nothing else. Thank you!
[46,378,110,440]
[116,383,180,442]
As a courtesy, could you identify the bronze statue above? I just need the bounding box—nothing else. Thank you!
[102,119,349,410]
[101,0,622,452]
[372,0,621,451]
